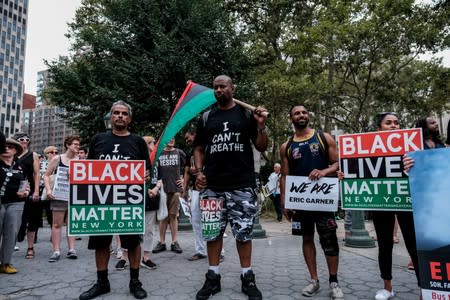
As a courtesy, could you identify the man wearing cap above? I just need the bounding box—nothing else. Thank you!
[0,138,30,274]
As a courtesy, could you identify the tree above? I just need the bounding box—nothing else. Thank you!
[227,0,449,165]
[44,0,250,141]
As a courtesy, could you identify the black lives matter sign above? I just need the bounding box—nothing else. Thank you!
[68,160,145,235]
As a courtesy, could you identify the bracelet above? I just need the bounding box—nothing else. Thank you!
[257,126,268,134]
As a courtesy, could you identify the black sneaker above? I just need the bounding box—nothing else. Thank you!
[170,241,183,253]
[196,270,221,300]
[241,270,262,300]
[66,249,78,259]
[129,278,147,299]
[115,259,127,270]
[152,242,166,253]
[140,258,157,270]
[79,280,111,300]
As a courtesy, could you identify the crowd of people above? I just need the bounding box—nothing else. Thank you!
[0,75,447,300]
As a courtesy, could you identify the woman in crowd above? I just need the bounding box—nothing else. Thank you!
[40,146,59,230]
[0,138,30,274]
[415,117,445,150]
[13,133,41,260]
[141,135,160,269]
[371,112,420,300]
[45,136,80,262]
[339,112,420,300]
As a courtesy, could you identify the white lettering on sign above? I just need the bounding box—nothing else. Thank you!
[72,184,143,205]
[72,162,143,182]
[341,131,420,156]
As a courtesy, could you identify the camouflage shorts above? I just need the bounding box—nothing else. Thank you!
[199,188,258,242]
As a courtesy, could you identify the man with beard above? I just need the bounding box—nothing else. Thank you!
[193,75,268,300]
[279,105,344,300]
[79,101,150,300]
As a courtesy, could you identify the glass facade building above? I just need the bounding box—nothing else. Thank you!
[0,0,28,137]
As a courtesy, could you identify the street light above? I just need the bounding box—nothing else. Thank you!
[103,112,112,130]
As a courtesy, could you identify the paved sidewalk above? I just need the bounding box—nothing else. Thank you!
[0,218,420,299]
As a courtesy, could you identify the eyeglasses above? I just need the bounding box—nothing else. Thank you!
[47,151,58,154]
[18,137,30,142]
[5,145,15,149]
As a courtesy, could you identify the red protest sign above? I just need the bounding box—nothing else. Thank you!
[338,128,423,159]
[70,160,145,184]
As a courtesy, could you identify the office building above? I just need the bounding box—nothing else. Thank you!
[0,0,28,137]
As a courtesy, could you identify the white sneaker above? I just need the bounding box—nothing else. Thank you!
[116,248,123,259]
[375,289,395,300]
[302,279,320,297]
[330,282,344,300]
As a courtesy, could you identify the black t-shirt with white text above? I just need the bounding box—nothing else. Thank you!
[194,105,257,190]
[88,131,150,169]
[158,148,186,193]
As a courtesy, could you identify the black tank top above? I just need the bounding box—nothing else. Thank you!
[287,130,329,176]
[18,150,35,192]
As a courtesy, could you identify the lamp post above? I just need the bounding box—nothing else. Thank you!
[344,210,375,248]
[103,112,112,130]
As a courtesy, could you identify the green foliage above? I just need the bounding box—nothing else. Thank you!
[45,0,250,142]
[226,0,449,164]
[44,0,448,162]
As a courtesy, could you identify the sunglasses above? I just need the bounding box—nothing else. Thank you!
[47,151,58,154]
[18,137,30,142]
[5,145,16,150]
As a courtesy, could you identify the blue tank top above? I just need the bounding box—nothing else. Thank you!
[287,130,329,176]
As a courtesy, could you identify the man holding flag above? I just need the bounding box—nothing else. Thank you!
[193,75,268,300]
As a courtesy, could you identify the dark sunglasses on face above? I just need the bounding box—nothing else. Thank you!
[5,145,15,149]
[18,137,30,142]
[47,151,58,154]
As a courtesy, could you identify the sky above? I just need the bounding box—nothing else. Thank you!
[24,0,449,96]
[24,0,81,96]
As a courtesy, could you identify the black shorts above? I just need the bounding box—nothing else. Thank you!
[88,234,142,250]
[291,210,337,237]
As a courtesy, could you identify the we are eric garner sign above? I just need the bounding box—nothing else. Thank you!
[68,160,145,236]
[339,128,423,211]
[284,176,339,212]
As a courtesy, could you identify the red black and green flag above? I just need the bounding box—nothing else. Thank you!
[151,81,216,164]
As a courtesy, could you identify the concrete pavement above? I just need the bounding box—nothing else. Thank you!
[0,218,420,299]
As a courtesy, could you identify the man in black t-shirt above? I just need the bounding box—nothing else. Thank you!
[193,75,268,300]
[79,101,150,300]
